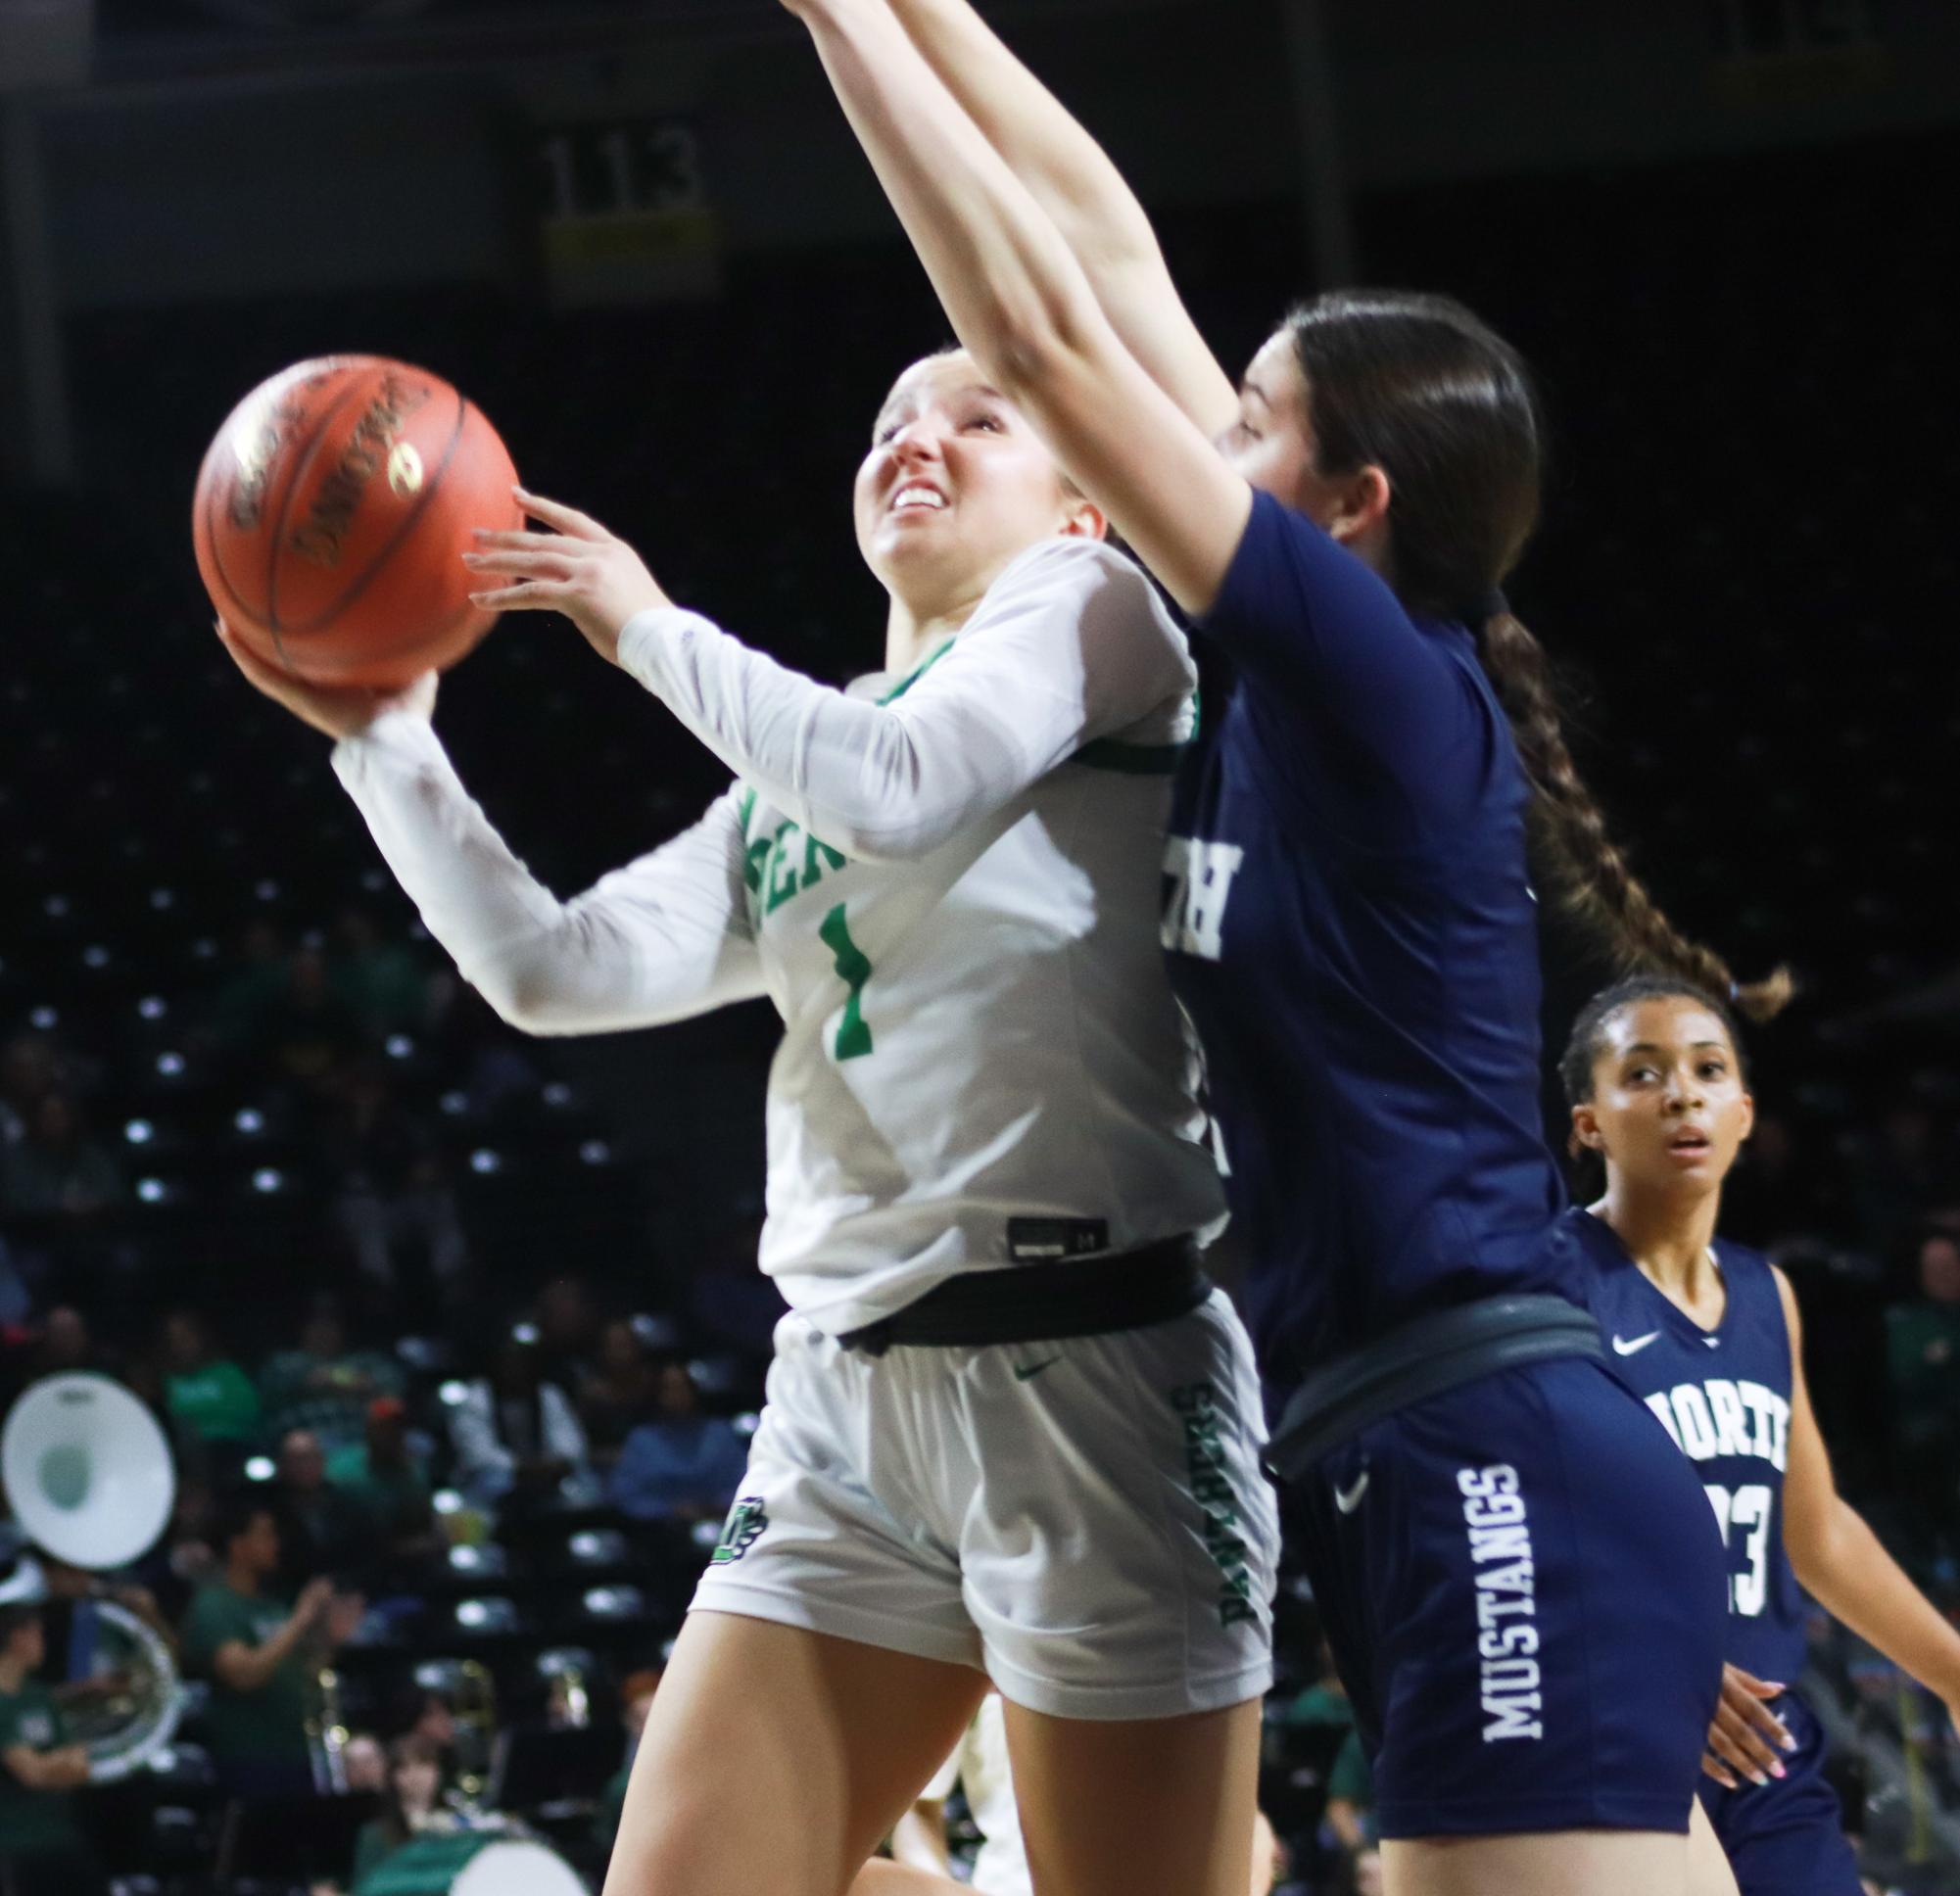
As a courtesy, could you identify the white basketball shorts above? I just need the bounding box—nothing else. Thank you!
[689,1288,1277,1721]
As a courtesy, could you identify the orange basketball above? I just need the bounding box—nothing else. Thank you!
[192,356,521,689]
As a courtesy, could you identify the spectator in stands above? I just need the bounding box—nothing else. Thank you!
[1855,1104,1946,1277]
[148,1472,219,1624]
[0,1603,105,1896]
[0,1236,28,1331]
[331,906,429,1038]
[407,1688,459,1783]
[342,1730,387,1795]
[578,1319,661,1470]
[255,944,365,1112]
[207,919,292,1053]
[447,1337,589,1516]
[421,981,541,1115]
[593,1667,663,1860]
[1,1306,111,1411]
[605,1360,745,1524]
[532,1274,600,1396]
[349,1732,446,1888]
[335,1398,441,1575]
[1321,1728,1374,1855]
[0,1094,121,1228]
[1888,1229,1960,1538]
[29,1552,178,1694]
[260,1296,405,1456]
[157,1308,262,1457]
[180,1491,362,1802]
[1274,1646,1353,1734]
[269,1430,367,1595]
[0,1036,63,1153]
[324,1058,469,1313]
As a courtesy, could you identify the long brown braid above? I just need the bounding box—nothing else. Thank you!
[1287,290,1792,1023]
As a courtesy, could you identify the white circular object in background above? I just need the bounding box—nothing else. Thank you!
[1,1374,174,1569]
[452,1840,587,1896]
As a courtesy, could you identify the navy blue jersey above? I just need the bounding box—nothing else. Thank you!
[1166,492,1576,1384]
[1570,1209,1807,1686]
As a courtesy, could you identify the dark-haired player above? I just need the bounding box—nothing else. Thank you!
[783,0,1787,1887]
[1565,974,1960,1896]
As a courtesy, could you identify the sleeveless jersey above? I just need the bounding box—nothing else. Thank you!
[1570,1209,1806,1684]
[1165,491,1579,1388]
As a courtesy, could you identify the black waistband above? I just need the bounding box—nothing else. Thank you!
[1267,1294,1603,1483]
[837,1236,1208,1355]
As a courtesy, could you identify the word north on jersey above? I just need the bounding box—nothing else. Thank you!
[1641,1375,1790,1476]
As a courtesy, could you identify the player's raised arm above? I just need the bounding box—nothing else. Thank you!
[466,492,1195,864]
[785,0,1253,619]
[883,0,1238,439]
[216,625,765,1035]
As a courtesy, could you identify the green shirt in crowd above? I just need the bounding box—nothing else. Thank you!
[260,1350,406,1452]
[1327,1728,1374,1819]
[350,1816,406,1890]
[594,1760,632,1855]
[1888,1303,1960,1426]
[0,1682,83,1858]
[180,1583,312,1771]
[335,1446,433,1540]
[165,1360,263,1445]
[1280,1682,1356,1730]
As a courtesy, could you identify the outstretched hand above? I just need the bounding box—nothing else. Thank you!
[463,487,671,666]
[216,619,436,741]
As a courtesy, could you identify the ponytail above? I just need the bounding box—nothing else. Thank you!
[1475,605,1793,1023]
[1283,289,1792,1022]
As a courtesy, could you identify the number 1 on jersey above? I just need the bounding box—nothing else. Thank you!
[819,904,874,1061]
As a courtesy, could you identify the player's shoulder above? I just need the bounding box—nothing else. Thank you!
[1713,1232,1777,1290]
[988,533,1176,620]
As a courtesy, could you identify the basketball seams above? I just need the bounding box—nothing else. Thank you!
[198,358,358,645]
[278,387,472,643]
[260,362,379,645]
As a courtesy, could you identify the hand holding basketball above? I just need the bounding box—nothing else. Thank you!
[218,616,436,741]
[463,488,671,667]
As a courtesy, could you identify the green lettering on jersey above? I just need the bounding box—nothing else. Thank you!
[740,796,852,918]
[819,903,875,1061]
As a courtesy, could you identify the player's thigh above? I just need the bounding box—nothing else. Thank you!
[604,1608,986,1896]
[1001,1695,1264,1896]
[1384,1828,1692,1896]
[1377,1800,1738,1896]
[1687,1797,1742,1896]
[847,1867,967,1896]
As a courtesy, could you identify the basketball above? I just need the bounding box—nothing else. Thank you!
[191,356,521,689]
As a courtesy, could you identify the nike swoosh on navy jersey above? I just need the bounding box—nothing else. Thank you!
[1612,1332,1661,1356]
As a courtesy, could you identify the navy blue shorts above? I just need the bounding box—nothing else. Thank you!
[1293,1354,1728,1839]
[1700,1691,1861,1895]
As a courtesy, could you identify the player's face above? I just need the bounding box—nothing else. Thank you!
[1220,331,1386,554]
[855,353,1103,606]
[1573,997,1755,1196]
[244,1510,281,1575]
[1219,330,1316,500]
[394,1753,441,1807]
[7,1618,46,1670]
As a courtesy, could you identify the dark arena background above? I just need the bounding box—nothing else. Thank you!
[2,2,1957,1891]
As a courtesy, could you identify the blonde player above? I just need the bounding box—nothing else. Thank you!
[218,346,1277,1896]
